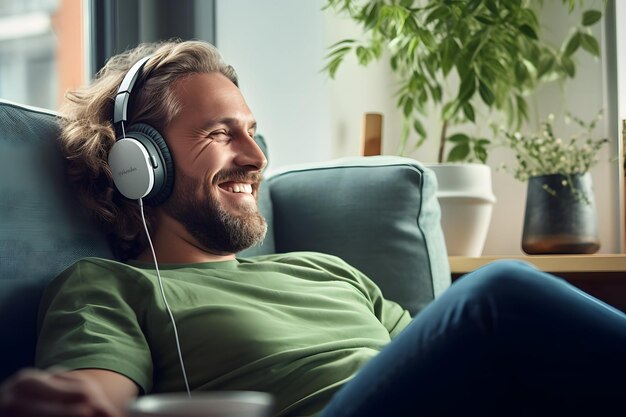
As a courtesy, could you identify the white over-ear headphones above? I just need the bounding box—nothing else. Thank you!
[108,55,174,205]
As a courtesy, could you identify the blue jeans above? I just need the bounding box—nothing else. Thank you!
[319,260,626,416]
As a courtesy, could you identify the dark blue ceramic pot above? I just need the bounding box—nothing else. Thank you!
[522,173,600,254]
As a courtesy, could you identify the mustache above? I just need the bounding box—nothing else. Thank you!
[213,168,263,185]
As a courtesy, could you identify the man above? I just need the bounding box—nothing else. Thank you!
[1,40,625,417]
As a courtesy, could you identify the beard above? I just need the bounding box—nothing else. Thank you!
[160,168,267,254]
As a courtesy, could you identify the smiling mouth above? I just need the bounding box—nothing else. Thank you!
[219,181,254,195]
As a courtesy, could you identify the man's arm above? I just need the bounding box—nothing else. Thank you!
[0,368,138,417]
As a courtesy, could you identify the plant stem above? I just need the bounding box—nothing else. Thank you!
[438,119,448,163]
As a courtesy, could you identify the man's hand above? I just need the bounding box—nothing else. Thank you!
[0,368,137,417]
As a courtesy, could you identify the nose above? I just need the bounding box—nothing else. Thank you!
[233,133,268,171]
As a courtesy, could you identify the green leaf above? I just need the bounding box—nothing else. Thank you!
[519,24,538,40]
[580,33,601,57]
[326,38,355,50]
[474,15,494,25]
[478,81,495,106]
[447,143,471,162]
[364,2,381,30]
[429,84,443,103]
[563,32,582,57]
[390,54,398,71]
[467,0,482,14]
[472,136,490,163]
[324,56,344,78]
[582,10,602,26]
[448,133,470,144]
[405,15,420,34]
[425,5,449,25]
[520,8,540,29]
[514,61,528,84]
[458,72,476,103]
[537,55,557,78]
[356,46,370,65]
[485,0,499,16]
[403,96,414,118]
[441,38,459,76]
[442,101,458,121]
[463,102,476,122]
[412,118,427,138]
[474,144,488,163]
[419,28,437,51]
[326,45,352,59]
[561,55,576,77]
[516,95,529,125]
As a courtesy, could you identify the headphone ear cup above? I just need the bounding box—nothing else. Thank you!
[118,123,175,206]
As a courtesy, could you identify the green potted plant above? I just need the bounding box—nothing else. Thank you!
[323,0,604,256]
[498,112,609,254]
[323,0,603,163]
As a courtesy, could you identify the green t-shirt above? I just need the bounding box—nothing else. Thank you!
[35,252,411,417]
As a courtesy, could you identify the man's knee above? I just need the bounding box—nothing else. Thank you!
[457,259,554,298]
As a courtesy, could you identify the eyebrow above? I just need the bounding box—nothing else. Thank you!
[202,118,257,132]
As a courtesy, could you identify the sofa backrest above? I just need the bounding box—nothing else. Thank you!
[0,100,113,381]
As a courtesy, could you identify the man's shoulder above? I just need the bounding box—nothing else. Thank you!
[240,251,349,268]
[60,256,134,275]
[51,256,152,290]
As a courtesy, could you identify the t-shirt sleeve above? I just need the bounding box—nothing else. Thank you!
[358,273,412,338]
[35,259,154,393]
[315,254,413,339]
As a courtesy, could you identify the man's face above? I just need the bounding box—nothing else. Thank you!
[160,72,267,254]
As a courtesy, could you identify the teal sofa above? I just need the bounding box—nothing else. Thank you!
[0,99,450,383]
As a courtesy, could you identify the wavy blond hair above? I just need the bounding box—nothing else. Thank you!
[59,40,238,261]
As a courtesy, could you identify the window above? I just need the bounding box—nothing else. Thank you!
[0,0,83,109]
[0,0,215,110]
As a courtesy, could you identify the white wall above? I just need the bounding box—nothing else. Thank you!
[215,0,333,171]
[216,0,622,255]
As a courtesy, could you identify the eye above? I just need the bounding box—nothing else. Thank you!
[208,129,231,143]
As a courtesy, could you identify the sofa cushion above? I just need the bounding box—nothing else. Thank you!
[266,156,451,315]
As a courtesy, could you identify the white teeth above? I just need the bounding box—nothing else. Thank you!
[225,183,252,194]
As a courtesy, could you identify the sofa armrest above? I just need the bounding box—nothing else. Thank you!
[265,156,450,315]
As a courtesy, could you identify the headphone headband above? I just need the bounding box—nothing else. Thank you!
[108,54,175,205]
[113,55,152,128]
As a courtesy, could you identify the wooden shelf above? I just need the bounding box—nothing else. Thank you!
[450,254,626,275]
[449,254,626,311]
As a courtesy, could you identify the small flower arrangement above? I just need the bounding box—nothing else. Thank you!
[498,111,608,202]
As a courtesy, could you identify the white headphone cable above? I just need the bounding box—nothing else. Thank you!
[138,198,192,397]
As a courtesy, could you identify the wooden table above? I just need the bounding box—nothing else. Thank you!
[449,255,626,311]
